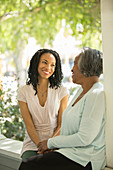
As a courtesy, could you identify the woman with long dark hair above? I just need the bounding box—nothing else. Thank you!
[17,49,68,160]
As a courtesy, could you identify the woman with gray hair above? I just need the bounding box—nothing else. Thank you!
[19,47,106,170]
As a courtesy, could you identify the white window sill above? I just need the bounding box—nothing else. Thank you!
[0,134,22,170]
[0,134,22,159]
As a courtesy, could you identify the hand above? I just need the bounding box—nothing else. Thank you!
[37,140,48,154]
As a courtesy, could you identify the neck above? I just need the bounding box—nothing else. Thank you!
[37,78,49,90]
[81,76,98,93]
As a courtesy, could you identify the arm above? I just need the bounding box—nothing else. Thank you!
[37,94,68,153]
[47,90,106,149]
[18,101,40,147]
[52,94,68,137]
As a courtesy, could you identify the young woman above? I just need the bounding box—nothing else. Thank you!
[17,49,68,160]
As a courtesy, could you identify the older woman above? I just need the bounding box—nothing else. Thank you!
[19,47,106,170]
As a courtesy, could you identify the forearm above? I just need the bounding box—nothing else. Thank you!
[52,95,68,138]
[25,120,41,146]
[52,126,61,137]
[48,134,87,149]
[19,101,41,147]
[48,134,77,149]
[48,119,101,149]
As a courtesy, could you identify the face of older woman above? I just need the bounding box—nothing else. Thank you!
[71,55,85,84]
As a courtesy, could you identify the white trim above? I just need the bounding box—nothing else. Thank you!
[0,137,22,170]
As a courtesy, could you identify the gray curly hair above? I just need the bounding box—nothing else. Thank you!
[78,47,103,77]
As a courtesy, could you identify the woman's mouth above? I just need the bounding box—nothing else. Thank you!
[72,73,74,77]
[43,71,50,75]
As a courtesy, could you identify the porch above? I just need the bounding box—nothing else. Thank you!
[0,0,113,169]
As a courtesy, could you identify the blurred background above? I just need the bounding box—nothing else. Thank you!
[0,0,102,141]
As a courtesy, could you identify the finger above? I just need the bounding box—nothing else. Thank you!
[38,151,42,154]
[37,142,41,148]
[38,146,42,152]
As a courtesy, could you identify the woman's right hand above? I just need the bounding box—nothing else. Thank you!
[37,140,48,154]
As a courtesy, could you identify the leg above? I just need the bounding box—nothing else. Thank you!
[19,152,92,170]
[21,150,38,160]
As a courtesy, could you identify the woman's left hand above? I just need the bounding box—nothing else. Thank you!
[37,140,48,154]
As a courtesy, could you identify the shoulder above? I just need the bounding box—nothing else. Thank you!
[57,84,69,100]
[58,84,68,91]
[18,84,33,94]
[87,82,105,102]
[57,84,69,95]
[92,82,104,95]
[49,84,68,100]
[18,84,30,91]
[17,84,35,101]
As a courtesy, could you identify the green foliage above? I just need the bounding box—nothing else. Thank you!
[0,81,77,142]
[0,0,102,53]
[0,87,25,141]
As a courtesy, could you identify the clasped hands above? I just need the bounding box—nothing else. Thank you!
[37,140,49,154]
[37,140,56,154]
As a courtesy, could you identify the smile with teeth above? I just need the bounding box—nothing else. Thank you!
[43,70,50,75]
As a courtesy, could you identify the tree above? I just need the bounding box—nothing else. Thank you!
[0,0,102,141]
[0,0,101,85]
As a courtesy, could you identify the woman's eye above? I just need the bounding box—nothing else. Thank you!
[42,61,47,64]
[51,64,55,67]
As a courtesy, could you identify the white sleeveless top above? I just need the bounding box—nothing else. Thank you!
[17,84,68,155]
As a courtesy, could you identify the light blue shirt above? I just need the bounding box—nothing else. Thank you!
[47,82,106,170]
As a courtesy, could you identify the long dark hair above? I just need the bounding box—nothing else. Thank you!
[26,49,63,95]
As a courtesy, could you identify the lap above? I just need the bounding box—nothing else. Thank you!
[21,150,38,160]
[19,151,92,170]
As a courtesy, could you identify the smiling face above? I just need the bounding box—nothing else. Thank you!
[71,55,85,85]
[38,53,56,80]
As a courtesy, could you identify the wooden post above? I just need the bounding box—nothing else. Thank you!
[101,0,113,168]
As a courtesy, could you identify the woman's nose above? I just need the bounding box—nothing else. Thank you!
[71,67,73,72]
[46,64,51,70]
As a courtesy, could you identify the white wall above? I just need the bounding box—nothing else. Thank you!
[101,0,113,168]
